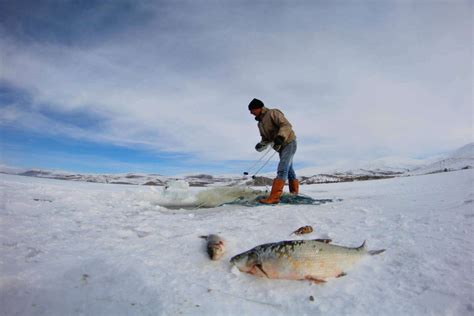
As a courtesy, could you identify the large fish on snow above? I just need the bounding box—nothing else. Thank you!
[230,239,385,283]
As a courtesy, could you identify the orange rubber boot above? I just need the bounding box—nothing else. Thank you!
[260,178,285,204]
[289,179,299,195]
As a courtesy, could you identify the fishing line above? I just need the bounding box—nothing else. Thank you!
[251,150,279,178]
[243,146,273,176]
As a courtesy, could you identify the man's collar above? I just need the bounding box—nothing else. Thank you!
[255,107,267,121]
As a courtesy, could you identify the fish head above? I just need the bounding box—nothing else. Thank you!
[208,243,224,260]
[230,250,259,273]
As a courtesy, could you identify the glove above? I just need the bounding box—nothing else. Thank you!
[273,135,285,151]
[274,135,284,146]
[255,142,267,152]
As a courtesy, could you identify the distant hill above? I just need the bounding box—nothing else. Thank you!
[406,143,473,176]
[0,167,241,187]
[1,143,472,186]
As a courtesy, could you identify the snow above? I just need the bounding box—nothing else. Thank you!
[450,143,474,159]
[1,169,473,315]
[408,143,474,176]
[297,156,426,177]
[299,143,474,179]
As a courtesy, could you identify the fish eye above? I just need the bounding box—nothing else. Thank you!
[230,254,240,263]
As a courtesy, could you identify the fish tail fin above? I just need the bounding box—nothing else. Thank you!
[358,241,385,255]
[368,249,386,256]
[357,240,367,251]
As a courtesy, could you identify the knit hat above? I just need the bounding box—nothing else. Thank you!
[248,98,264,110]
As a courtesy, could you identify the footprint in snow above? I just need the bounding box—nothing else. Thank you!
[25,247,42,262]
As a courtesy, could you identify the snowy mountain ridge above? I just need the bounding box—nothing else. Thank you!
[1,143,472,186]
[0,168,238,187]
[406,142,474,176]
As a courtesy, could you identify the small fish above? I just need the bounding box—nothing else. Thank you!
[230,239,385,283]
[291,225,314,236]
[200,234,225,260]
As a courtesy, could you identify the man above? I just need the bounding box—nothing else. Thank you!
[248,98,299,204]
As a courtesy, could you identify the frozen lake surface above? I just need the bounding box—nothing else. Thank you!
[1,170,473,315]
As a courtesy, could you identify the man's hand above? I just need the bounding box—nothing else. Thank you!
[274,135,284,146]
[255,142,267,152]
[273,135,285,151]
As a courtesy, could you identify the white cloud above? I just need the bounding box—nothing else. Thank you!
[0,1,471,168]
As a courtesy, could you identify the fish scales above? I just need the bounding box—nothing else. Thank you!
[231,239,384,282]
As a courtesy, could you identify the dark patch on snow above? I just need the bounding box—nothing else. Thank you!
[246,176,273,186]
[224,194,340,207]
[33,198,53,202]
[143,181,164,186]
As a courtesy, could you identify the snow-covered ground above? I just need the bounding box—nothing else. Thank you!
[1,170,473,315]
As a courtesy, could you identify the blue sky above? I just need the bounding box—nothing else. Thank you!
[0,0,472,175]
